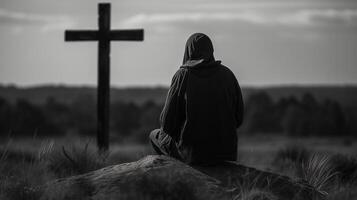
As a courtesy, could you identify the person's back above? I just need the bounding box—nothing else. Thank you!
[150,33,244,165]
[182,64,242,163]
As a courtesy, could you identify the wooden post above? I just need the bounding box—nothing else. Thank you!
[97,4,110,150]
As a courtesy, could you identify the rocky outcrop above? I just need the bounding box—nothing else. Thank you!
[41,155,324,200]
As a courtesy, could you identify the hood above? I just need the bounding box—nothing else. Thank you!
[181,33,221,68]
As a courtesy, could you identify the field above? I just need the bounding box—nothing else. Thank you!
[0,134,356,199]
[237,135,357,169]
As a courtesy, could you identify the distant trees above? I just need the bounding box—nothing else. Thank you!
[242,92,278,133]
[242,92,348,136]
[0,91,354,140]
[0,97,62,137]
[0,96,163,141]
[110,100,162,142]
[0,97,14,134]
[111,101,141,136]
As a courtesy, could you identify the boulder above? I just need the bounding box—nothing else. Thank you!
[41,155,324,200]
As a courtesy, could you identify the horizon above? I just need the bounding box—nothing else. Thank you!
[1,82,357,90]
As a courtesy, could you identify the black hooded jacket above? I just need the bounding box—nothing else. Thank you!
[160,33,244,163]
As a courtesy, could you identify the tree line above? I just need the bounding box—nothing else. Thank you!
[0,92,355,141]
[241,92,355,136]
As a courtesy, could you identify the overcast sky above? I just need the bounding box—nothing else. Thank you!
[0,0,356,87]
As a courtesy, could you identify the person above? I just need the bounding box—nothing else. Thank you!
[150,33,244,165]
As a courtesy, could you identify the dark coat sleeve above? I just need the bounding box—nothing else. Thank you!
[235,77,244,128]
[160,69,188,142]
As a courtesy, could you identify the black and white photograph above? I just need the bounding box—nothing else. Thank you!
[0,0,356,199]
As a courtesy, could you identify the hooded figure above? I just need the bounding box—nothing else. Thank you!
[150,33,244,164]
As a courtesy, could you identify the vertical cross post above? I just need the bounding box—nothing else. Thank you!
[97,4,110,151]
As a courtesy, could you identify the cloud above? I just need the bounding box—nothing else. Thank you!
[119,9,357,28]
[190,1,327,10]
[286,9,357,26]
[189,1,357,10]
[0,8,75,32]
[119,12,269,28]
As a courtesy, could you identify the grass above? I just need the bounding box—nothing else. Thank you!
[271,145,357,199]
[301,154,338,194]
[0,141,44,200]
[272,145,338,194]
[0,136,356,199]
[329,154,357,186]
[272,145,311,177]
[0,138,112,200]
[232,174,278,200]
[39,142,109,178]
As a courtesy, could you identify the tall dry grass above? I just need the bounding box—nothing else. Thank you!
[272,145,357,199]
[301,154,338,194]
[0,140,44,200]
[0,139,111,200]
[232,176,278,200]
[39,141,109,178]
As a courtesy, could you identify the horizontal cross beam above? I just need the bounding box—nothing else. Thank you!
[65,29,144,41]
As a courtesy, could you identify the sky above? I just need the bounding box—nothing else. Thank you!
[0,0,356,87]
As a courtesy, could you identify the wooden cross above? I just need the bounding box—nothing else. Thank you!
[65,3,144,151]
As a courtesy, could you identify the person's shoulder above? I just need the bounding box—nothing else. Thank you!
[171,67,189,82]
[218,64,237,78]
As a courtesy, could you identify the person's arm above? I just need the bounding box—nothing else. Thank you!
[235,78,244,128]
[160,69,187,142]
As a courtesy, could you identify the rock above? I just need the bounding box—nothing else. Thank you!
[41,155,324,200]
